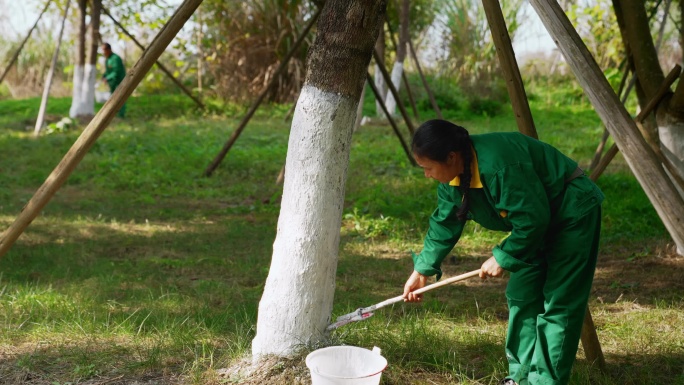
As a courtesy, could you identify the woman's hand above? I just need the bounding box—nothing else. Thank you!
[480,256,503,279]
[402,270,428,302]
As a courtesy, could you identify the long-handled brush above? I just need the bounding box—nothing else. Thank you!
[327,269,481,331]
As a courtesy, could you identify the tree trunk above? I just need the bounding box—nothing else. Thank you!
[252,0,386,359]
[80,0,102,117]
[617,0,684,236]
[384,0,409,117]
[69,0,88,118]
[374,30,387,117]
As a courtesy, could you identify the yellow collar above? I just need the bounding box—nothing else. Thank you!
[449,148,483,188]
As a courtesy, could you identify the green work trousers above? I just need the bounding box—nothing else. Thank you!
[108,81,126,118]
[505,204,601,385]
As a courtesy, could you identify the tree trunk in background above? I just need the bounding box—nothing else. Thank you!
[618,0,664,147]
[384,0,409,117]
[69,0,88,118]
[81,0,102,117]
[374,30,387,117]
[252,0,385,359]
[617,0,684,246]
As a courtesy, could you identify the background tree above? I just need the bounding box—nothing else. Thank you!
[69,0,101,118]
[252,0,386,358]
[612,0,684,250]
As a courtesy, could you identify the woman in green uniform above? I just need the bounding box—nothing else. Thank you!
[101,43,127,118]
[402,120,603,385]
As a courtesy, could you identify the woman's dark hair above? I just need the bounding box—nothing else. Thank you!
[412,119,473,221]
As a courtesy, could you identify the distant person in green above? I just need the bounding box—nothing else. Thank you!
[402,120,604,385]
[101,42,126,118]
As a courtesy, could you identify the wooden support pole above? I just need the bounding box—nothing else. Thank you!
[34,0,71,136]
[590,73,636,171]
[481,0,538,139]
[102,6,205,109]
[0,0,206,258]
[203,8,321,177]
[367,72,415,167]
[372,48,415,135]
[0,0,53,85]
[589,144,619,182]
[531,0,684,369]
[636,64,681,123]
[408,39,442,119]
[590,66,682,184]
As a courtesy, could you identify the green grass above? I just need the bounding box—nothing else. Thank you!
[0,92,681,384]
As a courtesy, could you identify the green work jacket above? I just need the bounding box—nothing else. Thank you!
[103,53,126,87]
[414,132,604,279]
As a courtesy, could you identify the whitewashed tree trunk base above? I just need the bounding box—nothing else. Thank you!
[252,85,357,359]
[69,64,97,118]
[384,61,404,117]
[82,64,97,116]
[69,65,84,118]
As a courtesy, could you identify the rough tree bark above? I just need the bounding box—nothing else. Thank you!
[251,0,386,359]
[384,0,409,117]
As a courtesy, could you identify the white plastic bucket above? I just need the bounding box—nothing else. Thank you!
[306,346,387,385]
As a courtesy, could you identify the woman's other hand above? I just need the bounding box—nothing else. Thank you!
[403,270,428,302]
[480,256,503,279]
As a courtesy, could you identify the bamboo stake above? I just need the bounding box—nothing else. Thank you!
[34,0,71,136]
[0,0,53,85]
[590,74,636,171]
[101,6,205,109]
[0,0,206,258]
[408,40,442,120]
[481,0,538,139]
[372,49,415,135]
[367,72,415,167]
[203,8,321,177]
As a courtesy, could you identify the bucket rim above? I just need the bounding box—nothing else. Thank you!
[305,345,388,380]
